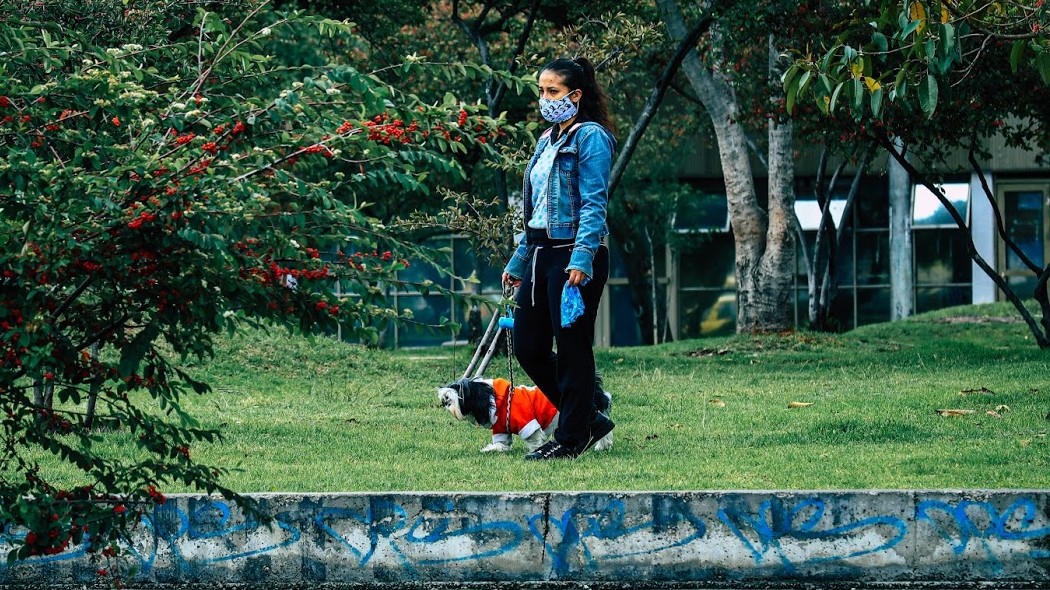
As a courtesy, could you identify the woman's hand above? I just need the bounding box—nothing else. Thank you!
[567,269,588,286]
[502,271,521,287]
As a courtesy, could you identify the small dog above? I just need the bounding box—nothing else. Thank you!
[437,376,613,454]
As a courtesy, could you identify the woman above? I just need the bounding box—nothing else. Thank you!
[501,57,616,460]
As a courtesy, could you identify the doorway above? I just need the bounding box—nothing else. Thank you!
[997,182,1050,301]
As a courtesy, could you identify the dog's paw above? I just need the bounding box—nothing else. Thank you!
[480,442,512,453]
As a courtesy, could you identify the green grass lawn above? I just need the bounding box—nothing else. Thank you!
[40,302,1050,492]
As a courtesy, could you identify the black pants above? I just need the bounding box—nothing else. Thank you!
[513,242,609,448]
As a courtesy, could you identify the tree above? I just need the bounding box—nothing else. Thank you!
[786,0,1050,347]
[655,0,798,333]
[0,0,528,565]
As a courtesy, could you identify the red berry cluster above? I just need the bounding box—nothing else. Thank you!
[365,113,421,145]
[340,250,407,272]
[127,211,158,230]
[314,300,340,316]
[146,484,167,505]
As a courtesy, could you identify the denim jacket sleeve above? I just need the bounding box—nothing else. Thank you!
[503,234,529,280]
[567,125,615,278]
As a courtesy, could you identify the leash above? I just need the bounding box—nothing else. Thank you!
[501,284,516,439]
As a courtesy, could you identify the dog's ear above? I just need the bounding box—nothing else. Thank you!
[460,378,496,426]
[437,386,465,421]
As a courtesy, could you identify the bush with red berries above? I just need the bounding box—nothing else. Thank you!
[0,1,530,563]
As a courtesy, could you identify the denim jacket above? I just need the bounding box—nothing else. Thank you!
[503,121,616,280]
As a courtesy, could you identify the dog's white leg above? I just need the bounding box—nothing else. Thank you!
[591,431,614,452]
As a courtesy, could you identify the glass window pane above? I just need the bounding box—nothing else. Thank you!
[1004,190,1046,270]
[913,183,969,227]
[794,287,810,325]
[856,231,890,286]
[608,238,630,280]
[678,234,736,289]
[915,230,972,285]
[609,284,643,346]
[679,290,736,339]
[452,236,475,284]
[828,291,855,331]
[795,199,847,231]
[856,186,889,229]
[454,294,502,342]
[398,244,449,293]
[1008,275,1041,300]
[674,192,729,231]
[397,295,453,347]
[832,230,856,286]
[916,286,970,313]
[796,232,814,279]
[856,287,891,326]
[451,237,502,294]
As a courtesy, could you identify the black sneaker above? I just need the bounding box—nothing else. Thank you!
[579,412,615,455]
[524,440,579,461]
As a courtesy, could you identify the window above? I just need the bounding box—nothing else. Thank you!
[673,192,729,233]
[794,198,848,230]
[913,183,970,227]
[997,183,1050,301]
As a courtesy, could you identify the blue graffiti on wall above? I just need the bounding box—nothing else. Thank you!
[717,497,909,572]
[917,498,1050,572]
[316,497,524,573]
[3,494,1049,581]
[127,500,301,573]
[526,497,708,576]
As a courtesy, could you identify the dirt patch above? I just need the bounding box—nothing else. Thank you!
[935,315,1023,324]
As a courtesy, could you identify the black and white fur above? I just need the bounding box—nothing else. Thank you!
[437,375,613,454]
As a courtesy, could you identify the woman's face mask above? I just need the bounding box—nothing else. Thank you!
[539,90,579,123]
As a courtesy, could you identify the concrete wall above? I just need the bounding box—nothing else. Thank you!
[2,491,1049,588]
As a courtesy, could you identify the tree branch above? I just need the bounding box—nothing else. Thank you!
[968,141,1042,274]
[491,0,541,109]
[609,11,714,197]
[878,134,1049,348]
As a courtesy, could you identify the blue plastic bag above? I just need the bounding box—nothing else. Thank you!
[560,280,586,328]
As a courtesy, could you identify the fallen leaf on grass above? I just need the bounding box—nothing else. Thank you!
[787,401,814,409]
[709,398,727,407]
[987,410,1002,418]
[936,408,976,417]
[960,387,996,396]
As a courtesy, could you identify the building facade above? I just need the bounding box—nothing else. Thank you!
[379,136,1048,348]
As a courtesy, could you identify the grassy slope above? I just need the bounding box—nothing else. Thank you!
[41,302,1050,492]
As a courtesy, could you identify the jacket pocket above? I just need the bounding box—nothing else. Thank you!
[556,145,578,177]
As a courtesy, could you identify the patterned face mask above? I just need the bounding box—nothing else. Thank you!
[539,91,579,123]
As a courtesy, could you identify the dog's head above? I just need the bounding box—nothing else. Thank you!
[437,377,496,427]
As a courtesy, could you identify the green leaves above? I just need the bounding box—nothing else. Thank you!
[1,0,532,564]
[118,320,160,378]
[1011,40,1026,74]
[918,73,938,117]
[1037,49,1050,86]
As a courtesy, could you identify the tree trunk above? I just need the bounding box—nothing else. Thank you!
[745,114,795,332]
[659,0,795,332]
[888,137,914,321]
[604,14,711,345]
